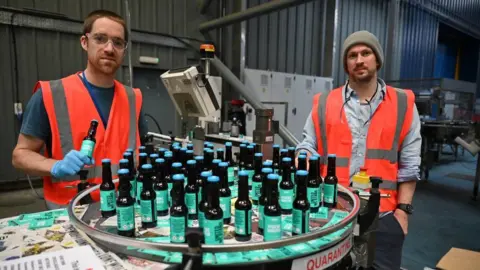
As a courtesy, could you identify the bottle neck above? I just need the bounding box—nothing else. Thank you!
[266,180,277,204]
[225,147,233,164]
[196,161,204,176]
[239,147,246,165]
[119,176,131,195]
[216,151,224,161]
[165,158,172,175]
[138,157,147,169]
[207,182,220,207]
[143,172,153,189]
[219,167,228,188]
[102,164,112,183]
[308,160,319,179]
[187,165,196,184]
[238,175,248,200]
[254,158,262,174]
[298,158,307,171]
[296,176,307,198]
[281,163,291,181]
[155,163,165,182]
[273,149,279,164]
[327,157,336,176]
[172,182,185,205]
[201,176,209,201]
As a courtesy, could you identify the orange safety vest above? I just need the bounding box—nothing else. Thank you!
[34,72,142,205]
[311,85,415,212]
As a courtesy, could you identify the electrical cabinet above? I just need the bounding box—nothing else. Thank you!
[243,68,333,146]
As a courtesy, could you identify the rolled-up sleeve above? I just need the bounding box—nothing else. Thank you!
[295,111,319,155]
[397,104,422,182]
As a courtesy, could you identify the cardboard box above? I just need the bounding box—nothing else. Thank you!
[436,247,480,270]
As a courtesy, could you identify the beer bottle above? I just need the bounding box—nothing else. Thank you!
[324,154,338,208]
[172,146,181,164]
[204,149,214,171]
[170,174,187,243]
[218,162,232,224]
[258,167,273,235]
[100,159,116,218]
[123,152,136,199]
[244,145,255,193]
[216,148,224,162]
[149,153,159,165]
[198,171,212,229]
[136,153,148,204]
[171,162,183,187]
[280,149,288,165]
[140,164,157,228]
[225,142,237,187]
[139,145,146,153]
[80,119,98,158]
[185,160,199,225]
[204,176,224,244]
[116,169,135,237]
[186,150,194,162]
[251,153,263,205]
[153,158,169,217]
[263,173,282,242]
[180,147,188,165]
[234,170,252,241]
[279,157,294,215]
[164,152,174,205]
[292,170,310,235]
[157,148,167,159]
[238,143,247,170]
[207,143,215,150]
[187,143,194,151]
[313,154,323,205]
[307,156,320,213]
[211,159,221,177]
[288,147,296,180]
[194,156,205,202]
[297,154,307,171]
[272,144,280,174]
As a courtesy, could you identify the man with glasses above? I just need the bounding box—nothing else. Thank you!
[12,10,148,209]
[296,31,421,269]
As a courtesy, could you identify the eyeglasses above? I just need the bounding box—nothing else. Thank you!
[86,33,127,50]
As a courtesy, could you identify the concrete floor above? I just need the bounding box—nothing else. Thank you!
[1,152,479,269]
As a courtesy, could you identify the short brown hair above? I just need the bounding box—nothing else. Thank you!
[83,10,128,41]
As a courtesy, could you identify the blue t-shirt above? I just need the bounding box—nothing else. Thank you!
[20,77,149,156]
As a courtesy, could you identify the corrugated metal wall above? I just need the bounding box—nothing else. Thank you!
[245,0,325,76]
[0,0,219,182]
[399,1,438,79]
[431,0,480,29]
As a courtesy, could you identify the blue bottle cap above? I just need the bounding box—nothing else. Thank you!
[298,155,307,159]
[186,150,194,154]
[242,140,249,144]
[102,158,111,163]
[155,158,165,163]
[282,157,292,162]
[173,142,180,146]
[201,171,212,178]
[216,148,224,152]
[123,152,132,156]
[273,144,280,148]
[247,145,254,149]
[240,144,247,148]
[172,174,185,181]
[238,170,249,177]
[187,160,196,165]
[296,170,308,176]
[118,168,129,175]
[172,162,182,168]
[219,162,228,167]
[126,148,134,152]
[120,158,129,164]
[139,152,147,157]
[164,152,173,158]
[181,147,187,151]
[262,168,273,174]
[280,149,288,153]
[212,159,221,164]
[150,154,159,159]
[225,142,232,147]
[207,176,220,182]
[159,148,167,152]
[255,153,263,157]
[174,146,181,150]
[195,156,204,160]
[328,154,336,158]
[142,164,153,170]
[187,143,194,147]
[299,151,307,155]
[313,154,321,158]
[288,147,295,150]
[139,146,146,150]
[263,160,273,166]
[309,156,319,161]
[267,173,279,180]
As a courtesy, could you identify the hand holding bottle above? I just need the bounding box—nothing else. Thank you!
[50,150,94,178]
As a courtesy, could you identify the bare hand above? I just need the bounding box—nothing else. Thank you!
[394,209,408,235]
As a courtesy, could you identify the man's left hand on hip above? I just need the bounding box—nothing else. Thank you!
[394,209,408,235]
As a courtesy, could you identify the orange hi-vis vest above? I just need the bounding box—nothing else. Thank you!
[311,85,415,212]
[34,72,142,205]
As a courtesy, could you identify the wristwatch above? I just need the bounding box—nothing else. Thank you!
[396,203,414,215]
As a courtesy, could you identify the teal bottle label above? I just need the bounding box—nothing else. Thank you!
[234,209,251,235]
[80,139,95,157]
[324,184,335,204]
[185,193,197,214]
[170,216,186,243]
[227,167,236,185]
[220,197,231,218]
[307,187,319,208]
[258,205,264,229]
[247,170,255,185]
[140,200,156,223]
[100,190,116,211]
[116,206,135,231]
[318,183,323,203]
[198,210,205,228]
[252,181,262,200]
[198,187,202,203]
[130,180,136,199]
[136,182,143,202]
[155,190,168,211]
[204,218,224,244]
[279,189,294,210]
[168,183,173,205]
[292,209,310,234]
[264,215,282,241]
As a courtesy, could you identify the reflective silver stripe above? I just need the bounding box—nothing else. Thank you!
[111,164,120,175]
[336,157,349,167]
[379,179,397,190]
[366,88,408,164]
[125,85,137,150]
[50,80,74,156]
[56,163,120,182]
[317,92,330,162]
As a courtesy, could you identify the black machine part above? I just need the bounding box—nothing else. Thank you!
[166,228,204,270]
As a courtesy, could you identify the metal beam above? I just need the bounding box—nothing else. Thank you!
[0,9,188,49]
[384,0,400,81]
[199,0,315,33]
[210,56,300,147]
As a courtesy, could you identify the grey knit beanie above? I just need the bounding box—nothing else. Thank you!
[342,30,384,72]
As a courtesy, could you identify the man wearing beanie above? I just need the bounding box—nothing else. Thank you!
[296,30,421,269]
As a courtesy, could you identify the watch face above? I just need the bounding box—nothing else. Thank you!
[407,205,414,213]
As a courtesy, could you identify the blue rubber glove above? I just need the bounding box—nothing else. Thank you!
[50,150,94,178]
